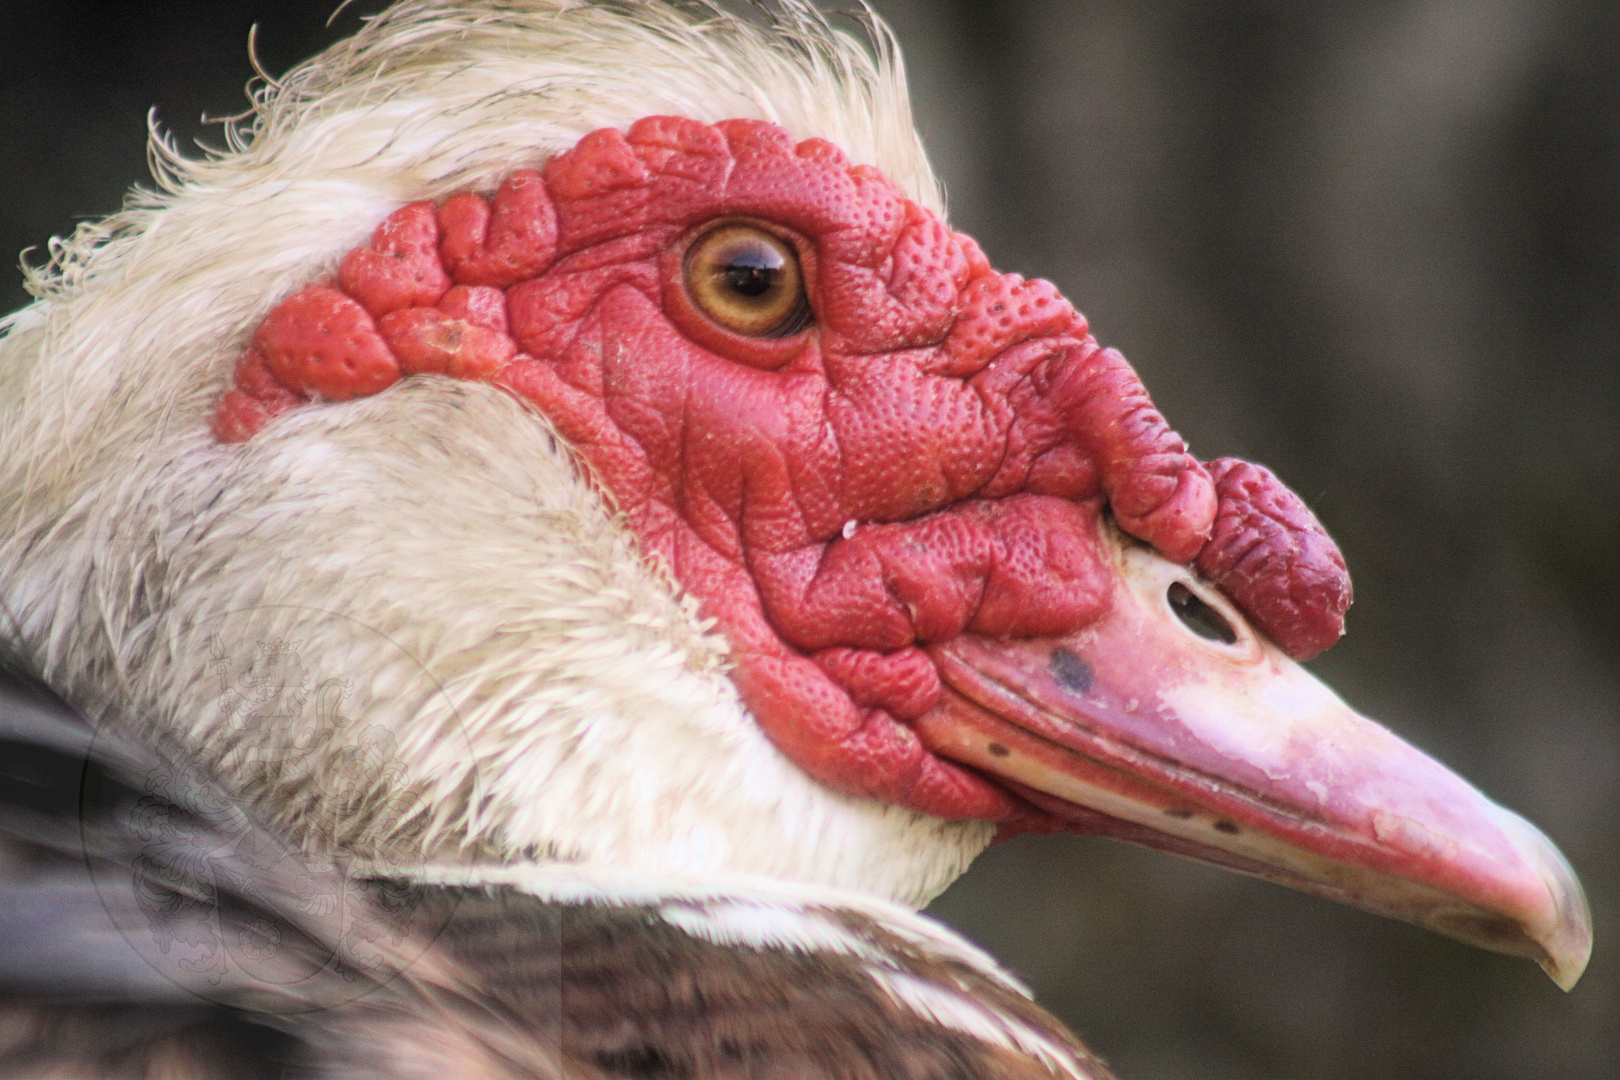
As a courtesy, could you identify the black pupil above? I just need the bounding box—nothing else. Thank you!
[720,245,782,299]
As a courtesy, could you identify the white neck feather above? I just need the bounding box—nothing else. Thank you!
[0,0,989,910]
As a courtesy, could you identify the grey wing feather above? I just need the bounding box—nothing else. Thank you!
[0,668,579,1080]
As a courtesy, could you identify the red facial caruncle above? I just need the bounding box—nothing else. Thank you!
[213,115,1351,825]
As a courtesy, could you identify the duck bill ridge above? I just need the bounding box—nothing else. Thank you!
[913,536,1592,990]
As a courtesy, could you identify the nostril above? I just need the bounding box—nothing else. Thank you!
[1168,582,1237,645]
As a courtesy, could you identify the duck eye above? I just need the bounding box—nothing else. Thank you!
[684,224,812,338]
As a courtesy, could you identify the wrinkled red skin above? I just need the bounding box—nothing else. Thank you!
[214,116,1352,823]
[1195,458,1352,657]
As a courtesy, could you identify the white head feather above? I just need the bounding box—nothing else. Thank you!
[0,0,990,908]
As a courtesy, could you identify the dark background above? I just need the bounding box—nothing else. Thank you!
[1,1,1615,1077]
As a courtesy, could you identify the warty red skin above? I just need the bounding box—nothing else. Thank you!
[213,115,1351,822]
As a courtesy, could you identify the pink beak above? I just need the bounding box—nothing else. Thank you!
[914,526,1592,990]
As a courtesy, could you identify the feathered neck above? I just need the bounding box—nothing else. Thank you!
[0,0,989,908]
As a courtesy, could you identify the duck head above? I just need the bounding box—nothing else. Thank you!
[0,0,1588,991]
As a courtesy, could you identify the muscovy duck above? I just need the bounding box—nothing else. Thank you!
[0,2,1589,1076]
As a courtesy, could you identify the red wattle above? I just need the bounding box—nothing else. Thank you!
[210,116,1352,823]
[253,286,398,401]
[1196,457,1352,660]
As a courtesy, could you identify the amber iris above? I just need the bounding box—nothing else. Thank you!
[683,224,811,338]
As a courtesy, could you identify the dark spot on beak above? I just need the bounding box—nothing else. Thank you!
[988,742,1009,758]
[1165,808,1194,819]
[1214,820,1240,834]
[1049,648,1093,694]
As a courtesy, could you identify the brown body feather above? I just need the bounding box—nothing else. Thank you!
[0,670,1107,1080]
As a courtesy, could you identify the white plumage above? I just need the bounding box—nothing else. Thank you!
[0,0,987,907]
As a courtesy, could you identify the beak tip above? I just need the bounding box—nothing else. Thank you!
[1509,809,1593,991]
[1440,805,1593,990]
[1542,929,1590,992]
[1540,872,1593,992]
[1546,958,1587,994]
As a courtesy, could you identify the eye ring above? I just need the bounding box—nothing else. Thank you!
[682,223,812,338]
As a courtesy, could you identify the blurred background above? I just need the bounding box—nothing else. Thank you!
[0,1,1614,1077]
